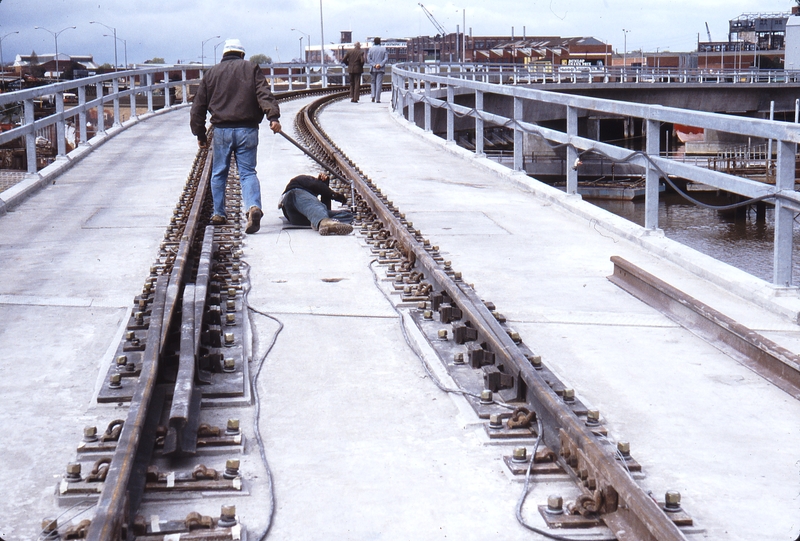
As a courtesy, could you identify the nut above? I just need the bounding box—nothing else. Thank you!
[83,426,98,442]
[546,495,564,515]
[479,389,494,404]
[512,447,528,463]
[664,490,682,512]
[488,414,503,429]
[617,441,631,459]
[226,419,240,434]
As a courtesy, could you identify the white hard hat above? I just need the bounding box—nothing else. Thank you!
[222,39,246,55]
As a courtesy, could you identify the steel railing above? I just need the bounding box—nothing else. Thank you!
[391,63,800,287]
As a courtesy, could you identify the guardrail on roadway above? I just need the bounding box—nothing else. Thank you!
[391,63,800,287]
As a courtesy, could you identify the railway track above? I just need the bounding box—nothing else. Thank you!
[39,88,700,541]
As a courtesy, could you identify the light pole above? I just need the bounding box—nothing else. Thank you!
[202,35,220,67]
[89,21,118,70]
[0,31,19,78]
[622,28,630,79]
[34,25,76,78]
[291,28,311,62]
[103,34,127,69]
[213,41,224,64]
[319,0,326,65]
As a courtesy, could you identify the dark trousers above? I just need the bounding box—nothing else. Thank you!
[349,73,362,101]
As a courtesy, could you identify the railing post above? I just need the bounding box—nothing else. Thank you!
[96,82,105,134]
[163,71,171,108]
[446,85,454,143]
[475,90,484,156]
[129,75,138,121]
[645,119,660,230]
[773,139,796,286]
[55,92,66,158]
[112,77,121,126]
[288,67,294,91]
[147,73,154,113]
[566,105,578,194]
[24,98,37,175]
[181,69,188,104]
[78,85,88,145]
[407,78,415,125]
[424,79,431,132]
[513,96,523,172]
[269,66,275,93]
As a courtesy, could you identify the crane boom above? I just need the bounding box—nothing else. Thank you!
[419,3,447,36]
[705,22,713,42]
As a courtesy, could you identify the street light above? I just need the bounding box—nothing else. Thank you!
[622,28,630,79]
[291,28,311,62]
[213,40,225,64]
[202,35,220,67]
[89,21,118,70]
[0,31,19,78]
[103,34,127,69]
[34,25,76,78]
[319,0,326,65]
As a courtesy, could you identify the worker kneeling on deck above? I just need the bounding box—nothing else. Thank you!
[279,173,353,235]
[190,38,281,235]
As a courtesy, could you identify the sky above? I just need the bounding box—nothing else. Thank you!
[0,0,795,66]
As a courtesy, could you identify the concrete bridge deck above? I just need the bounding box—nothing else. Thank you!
[0,94,799,541]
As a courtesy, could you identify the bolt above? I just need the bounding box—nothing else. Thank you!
[227,418,240,434]
[444,261,452,270]
[135,311,144,324]
[423,310,433,320]
[488,414,503,429]
[226,313,236,325]
[546,495,564,515]
[454,272,462,281]
[403,286,412,295]
[41,519,58,539]
[125,331,135,341]
[218,505,237,528]
[507,330,521,343]
[223,358,236,373]
[83,426,98,442]
[479,389,494,404]
[109,373,122,389]
[224,332,235,346]
[227,288,237,298]
[586,409,600,427]
[512,447,528,463]
[617,441,631,460]
[527,355,543,370]
[562,389,575,403]
[223,459,241,480]
[116,355,128,368]
[453,352,465,365]
[417,301,427,311]
[226,299,236,311]
[232,263,240,272]
[438,329,448,340]
[65,463,82,483]
[664,491,682,512]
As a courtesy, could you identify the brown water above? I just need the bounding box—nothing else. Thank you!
[592,192,799,284]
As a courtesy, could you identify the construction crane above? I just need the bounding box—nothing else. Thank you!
[419,3,447,36]
[705,22,713,42]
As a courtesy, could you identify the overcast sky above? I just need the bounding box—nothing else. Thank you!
[0,0,794,66]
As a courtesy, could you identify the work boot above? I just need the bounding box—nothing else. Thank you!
[245,206,263,234]
[318,218,353,236]
[211,214,226,225]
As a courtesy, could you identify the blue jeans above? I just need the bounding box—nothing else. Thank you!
[281,189,353,229]
[370,71,384,101]
[211,126,261,217]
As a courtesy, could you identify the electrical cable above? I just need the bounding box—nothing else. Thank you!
[35,499,96,540]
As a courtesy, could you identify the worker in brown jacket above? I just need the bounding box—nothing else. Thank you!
[342,42,365,102]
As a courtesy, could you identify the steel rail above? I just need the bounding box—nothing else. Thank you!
[298,93,689,541]
[85,148,213,541]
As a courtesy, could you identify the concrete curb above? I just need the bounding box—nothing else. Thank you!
[389,109,800,324]
[0,104,189,216]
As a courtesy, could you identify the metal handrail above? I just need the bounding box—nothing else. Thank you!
[391,62,800,287]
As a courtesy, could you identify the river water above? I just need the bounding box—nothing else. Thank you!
[591,192,800,284]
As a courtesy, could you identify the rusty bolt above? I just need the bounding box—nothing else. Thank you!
[617,441,631,460]
[226,313,236,325]
[226,419,240,435]
[65,463,82,483]
[224,332,235,346]
[125,331,135,341]
[83,426,98,442]
[586,409,600,427]
[109,373,122,389]
[453,352,465,365]
[488,414,503,429]
[562,389,575,403]
[512,447,528,463]
[223,358,236,373]
[664,491,682,512]
[116,355,128,368]
[423,310,433,320]
[546,495,564,515]
[41,518,58,538]
[218,505,237,527]
[438,329,448,340]
[480,389,494,404]
[223,459,240,480]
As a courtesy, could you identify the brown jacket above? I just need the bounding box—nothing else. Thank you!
[342,47,365,75]
[190,55,280,141]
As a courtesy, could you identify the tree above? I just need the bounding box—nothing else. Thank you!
[144,57,166,64]
[99,63,113,70]
[250,53,271,65]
